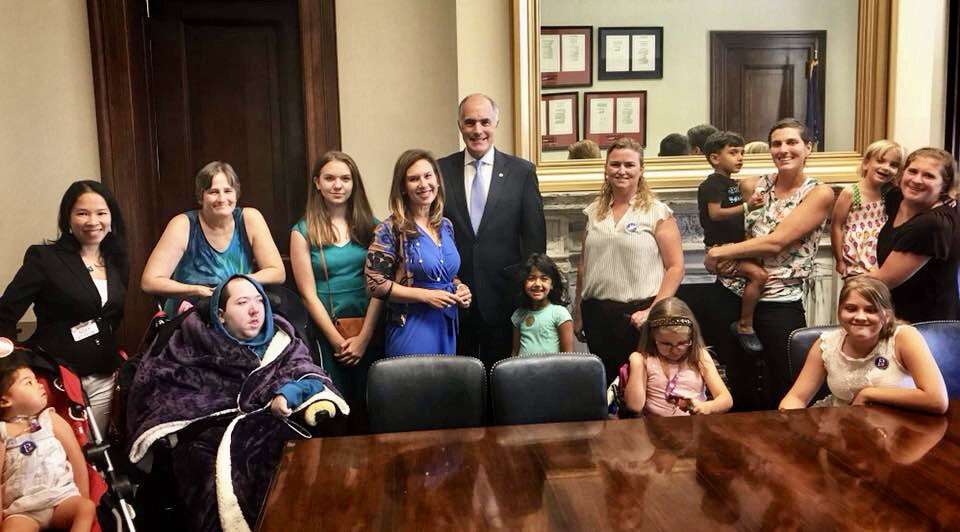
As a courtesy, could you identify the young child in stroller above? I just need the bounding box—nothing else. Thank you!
[0,339,96,531]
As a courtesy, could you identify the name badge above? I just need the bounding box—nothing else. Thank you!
[70,320,99,342]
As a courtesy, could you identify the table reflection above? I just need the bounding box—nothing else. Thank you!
[260,404,959,531]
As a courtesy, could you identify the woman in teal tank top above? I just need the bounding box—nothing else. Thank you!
[142,161,285,315]
[290,151,382,427]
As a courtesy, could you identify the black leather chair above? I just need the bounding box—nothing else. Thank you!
[913,321,960,398]
[366,355,486,433]
[263,284,310,339]
[490,353,607,425]
[786,325,835,402]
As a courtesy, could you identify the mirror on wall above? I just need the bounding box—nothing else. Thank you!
[514,0,892,189]
[538,0,857,162]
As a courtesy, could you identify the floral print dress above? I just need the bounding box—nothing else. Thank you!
[721,173,827,302]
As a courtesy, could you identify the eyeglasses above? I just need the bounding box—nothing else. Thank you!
[654,339,692,351]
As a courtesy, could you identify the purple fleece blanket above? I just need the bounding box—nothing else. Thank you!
[127,312,347,531]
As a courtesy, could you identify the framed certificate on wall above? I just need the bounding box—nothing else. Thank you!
[540,26,593,88]
[540,92,579,150]
[583,91,647,148]
[598,27,663,80]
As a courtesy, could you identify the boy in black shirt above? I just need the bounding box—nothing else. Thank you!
[697,131,767,352]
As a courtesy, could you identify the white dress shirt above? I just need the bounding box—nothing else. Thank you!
[464,148,495,208]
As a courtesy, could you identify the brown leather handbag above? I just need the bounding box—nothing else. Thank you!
[319,246,364,339]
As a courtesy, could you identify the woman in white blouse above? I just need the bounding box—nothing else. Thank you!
[573,137,685,384]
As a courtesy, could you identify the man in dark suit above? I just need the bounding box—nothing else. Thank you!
[438,93,546,369]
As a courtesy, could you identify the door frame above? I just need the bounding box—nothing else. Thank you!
[709,30,827,148]
[86,0,341,347]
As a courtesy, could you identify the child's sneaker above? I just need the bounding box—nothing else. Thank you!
[730,322,763,353]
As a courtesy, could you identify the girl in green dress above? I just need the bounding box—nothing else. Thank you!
[290,151,382,428]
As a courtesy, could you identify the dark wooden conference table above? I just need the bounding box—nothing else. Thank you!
[258,402,960,530]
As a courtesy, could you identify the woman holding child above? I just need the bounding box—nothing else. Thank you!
[869,147,960,322]
[574,137,685,385]
[704,118,834,409]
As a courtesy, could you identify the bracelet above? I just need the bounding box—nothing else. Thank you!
[743,202,750,214]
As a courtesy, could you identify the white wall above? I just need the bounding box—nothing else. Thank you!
[335,0,461,218]
[890,0,949,152]
[455,0,515,155]
[0,1,101,316]
[540,0,858,160]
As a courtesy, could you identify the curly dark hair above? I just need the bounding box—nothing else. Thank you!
[517,253,569,309]
[0,350,31,412]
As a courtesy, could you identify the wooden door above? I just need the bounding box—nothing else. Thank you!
[150,0,307,254]
[87,0,339,350]
[710,31,826,148]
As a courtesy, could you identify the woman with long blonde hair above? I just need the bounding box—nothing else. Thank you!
[574,137,685,385]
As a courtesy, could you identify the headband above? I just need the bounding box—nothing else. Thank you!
[648,316,693,328]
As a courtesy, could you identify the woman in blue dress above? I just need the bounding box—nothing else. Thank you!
[365,149,472,355]
[141,161,285,315]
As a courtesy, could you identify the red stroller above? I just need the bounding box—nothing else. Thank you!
[0,339,135,531]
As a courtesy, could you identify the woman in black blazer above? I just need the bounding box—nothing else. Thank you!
[0,180,128,430]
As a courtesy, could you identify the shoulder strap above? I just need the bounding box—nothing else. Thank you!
[318,246,337,320]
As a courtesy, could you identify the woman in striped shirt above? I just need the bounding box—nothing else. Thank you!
[573,137,685,385]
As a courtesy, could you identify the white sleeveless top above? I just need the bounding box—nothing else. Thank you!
[0,408,79,515]
[721,174,826,302]
[814,326,915,407]
[581,198,673,302]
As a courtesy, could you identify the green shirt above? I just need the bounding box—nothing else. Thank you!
[510,303,573,355]
[293,219,369,320]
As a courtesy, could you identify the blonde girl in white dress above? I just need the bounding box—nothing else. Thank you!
[779,276,948,414]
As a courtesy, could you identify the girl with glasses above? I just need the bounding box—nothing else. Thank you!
[621,297,732,416]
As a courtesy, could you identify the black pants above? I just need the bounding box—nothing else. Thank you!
[754,298,806,409]
[580,298,652,385]
[683,282,804,411]
[457,306,513,372]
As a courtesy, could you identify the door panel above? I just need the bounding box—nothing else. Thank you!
[150,0,307,254]
[711,31,826,148]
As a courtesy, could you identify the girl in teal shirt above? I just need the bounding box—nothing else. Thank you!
[290,151,382,425]
[511,254,574,355]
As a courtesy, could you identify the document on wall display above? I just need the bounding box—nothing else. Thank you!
[540,34,560,73]
[560,34,585,72]
[590,98,614,134]
[605,35,630,72]
[631,34,656,72]
[548,99,573,136]
[540,100,547,136]
[616,97,641,133]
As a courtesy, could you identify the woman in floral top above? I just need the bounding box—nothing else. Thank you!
[704,118,835,409]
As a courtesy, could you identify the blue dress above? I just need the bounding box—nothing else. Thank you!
[164,208,253,315]
[385,220,461,356]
